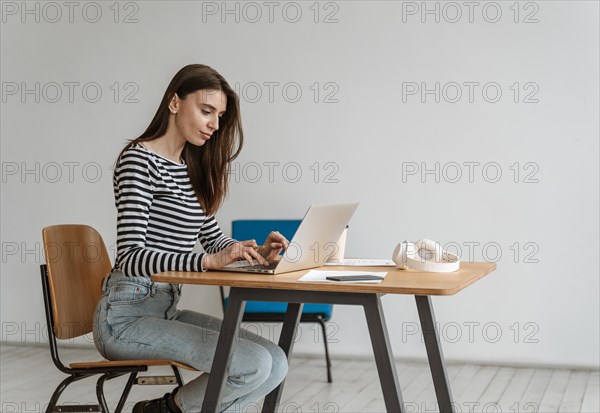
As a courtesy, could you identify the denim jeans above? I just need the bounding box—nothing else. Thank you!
[93,270,288,412]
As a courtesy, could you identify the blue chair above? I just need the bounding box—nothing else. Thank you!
[220,219,334,382]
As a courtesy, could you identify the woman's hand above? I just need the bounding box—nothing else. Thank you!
[256,231,289,262]
[203,240,269,270]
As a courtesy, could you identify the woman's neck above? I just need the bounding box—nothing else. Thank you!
[142,133,186,164]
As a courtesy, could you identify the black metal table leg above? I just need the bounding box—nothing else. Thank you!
[415,295,455,413]
[363,294,405,413]
[201,288,410,413]
[201,287,246,413]
[262,302,304,413]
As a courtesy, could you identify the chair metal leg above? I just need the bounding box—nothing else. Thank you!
[115,372,138,413]
[317,317,333,383]
[96,374,111,412]
[171,365,184,386]
[45,374,88,413]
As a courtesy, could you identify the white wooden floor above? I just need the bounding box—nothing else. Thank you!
[1,343,598,412]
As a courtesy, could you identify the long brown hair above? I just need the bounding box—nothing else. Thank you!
[118,64,243,216]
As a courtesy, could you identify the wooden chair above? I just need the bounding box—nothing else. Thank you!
[40,224,197,413]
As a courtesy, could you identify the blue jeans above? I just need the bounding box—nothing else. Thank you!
[93,270,288,412]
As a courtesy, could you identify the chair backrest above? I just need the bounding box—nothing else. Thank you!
[232,220,301,245]
[42,225,112,339]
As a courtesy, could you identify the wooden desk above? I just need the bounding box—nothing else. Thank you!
[153,262,496,413]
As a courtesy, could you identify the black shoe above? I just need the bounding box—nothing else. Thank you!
[133,392,182,413]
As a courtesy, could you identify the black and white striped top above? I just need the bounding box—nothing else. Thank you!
[113,144,235,278]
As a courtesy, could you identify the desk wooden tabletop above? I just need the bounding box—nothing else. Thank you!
[152,262,496,296]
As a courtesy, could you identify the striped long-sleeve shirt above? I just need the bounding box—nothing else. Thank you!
[113,144,235,277]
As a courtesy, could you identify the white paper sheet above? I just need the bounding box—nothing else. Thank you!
[324,258,396,266]
[299,270,388,283]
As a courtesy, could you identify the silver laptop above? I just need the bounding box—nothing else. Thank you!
[220,202,359,274]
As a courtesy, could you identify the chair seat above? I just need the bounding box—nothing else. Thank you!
[70,359,197,371]
[224,298,333,319]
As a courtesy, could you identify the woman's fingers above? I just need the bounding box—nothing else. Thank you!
[241,250,254,266]
[267,231,289,250]
[249,248,269,266]
[274,238,288,250]
[240,239,258,247]
[236,245,268,266]
[254,231,290,262]
[206,242,269,270]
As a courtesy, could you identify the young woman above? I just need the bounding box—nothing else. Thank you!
[93,64,290,413]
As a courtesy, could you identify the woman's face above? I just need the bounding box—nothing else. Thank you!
[169,89,227,146]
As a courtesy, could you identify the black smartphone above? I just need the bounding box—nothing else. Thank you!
[325,275,384,282]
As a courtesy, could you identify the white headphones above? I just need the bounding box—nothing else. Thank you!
[392,239,460,273]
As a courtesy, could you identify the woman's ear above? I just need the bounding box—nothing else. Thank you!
[168,93,179,114]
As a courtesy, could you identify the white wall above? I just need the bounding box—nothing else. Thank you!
[1,1,598,368]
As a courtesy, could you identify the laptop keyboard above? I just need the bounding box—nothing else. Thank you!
[227,260,279,270]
